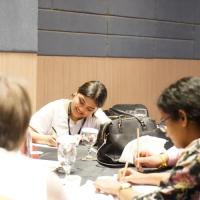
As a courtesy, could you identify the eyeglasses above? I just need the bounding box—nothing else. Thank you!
[157,116,171,132]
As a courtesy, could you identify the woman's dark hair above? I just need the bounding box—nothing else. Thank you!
[157,77,200,126]
[77,80,107,107]
[0,77,32,150]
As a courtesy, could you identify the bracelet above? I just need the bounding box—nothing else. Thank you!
[158,153,168,169]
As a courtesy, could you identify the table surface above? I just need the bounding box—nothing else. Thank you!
[37,145,119,185]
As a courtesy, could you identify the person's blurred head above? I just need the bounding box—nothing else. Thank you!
[157,77,200,148]
[71,81,107,120]
[0,76,32,150]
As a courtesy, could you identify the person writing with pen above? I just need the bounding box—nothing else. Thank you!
[29,80,111,147]
[95,76,200,200]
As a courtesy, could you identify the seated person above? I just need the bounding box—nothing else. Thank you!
[0,76,67,200]
[95,76,200,200]
[29,80,111,146]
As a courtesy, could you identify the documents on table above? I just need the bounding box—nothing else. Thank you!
[32,143,57,150]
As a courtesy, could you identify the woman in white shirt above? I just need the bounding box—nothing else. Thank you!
[29,80,110,147]
[0,76,67,200]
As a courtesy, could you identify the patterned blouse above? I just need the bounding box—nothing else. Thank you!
[135,138,200,200]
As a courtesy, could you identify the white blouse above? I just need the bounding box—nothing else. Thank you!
[30,99,110,136]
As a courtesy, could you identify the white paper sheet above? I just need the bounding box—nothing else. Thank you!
[32,143,57,150]
[119,135,167,164]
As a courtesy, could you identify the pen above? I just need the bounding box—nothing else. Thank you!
[122,159,129,179]
[52,126,57,135]
[122,128,140,179]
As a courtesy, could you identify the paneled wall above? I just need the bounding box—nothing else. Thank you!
[38,0,200,58]
[37,0,200,120]
[1,0,200,121]
[37,56,200,120]
[0,53,37,111]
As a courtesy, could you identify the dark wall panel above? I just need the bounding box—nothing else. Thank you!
[194,26,200,59]
[52,0,108,14]
[194,41,200,59]
[155,22,194,40]
[108,17,156,37]
[38,0,200,59]
[108,0,156,18]
[0,0,37,52]
[39,10,107,34]
[107,36,155,58]
[38,31,107,56]
[39,0,52,8]
[155,39,194,58]
[155,0,196,23]
[194,1,200,24]
[108,17,194,39]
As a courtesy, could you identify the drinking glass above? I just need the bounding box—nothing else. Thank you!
[81,127,98,161]
[57,135,77,174]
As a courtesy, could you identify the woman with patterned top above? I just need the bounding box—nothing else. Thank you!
[95,76,200,200]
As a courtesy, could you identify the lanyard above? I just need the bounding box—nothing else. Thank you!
[67,102,86,135]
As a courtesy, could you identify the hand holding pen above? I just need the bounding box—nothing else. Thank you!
[52,126,57,136]
[46,126,57,147]
[118,128,140,181]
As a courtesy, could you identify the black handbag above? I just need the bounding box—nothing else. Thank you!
[96,115,157,168]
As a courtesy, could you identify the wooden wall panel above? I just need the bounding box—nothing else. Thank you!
[38,56,200,120]
[0,52,37,111]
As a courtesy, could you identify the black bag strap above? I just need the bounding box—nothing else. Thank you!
[111,104,148,113]
[110,107,134,117]
[95,121,111,148]
[109,108,147,130]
